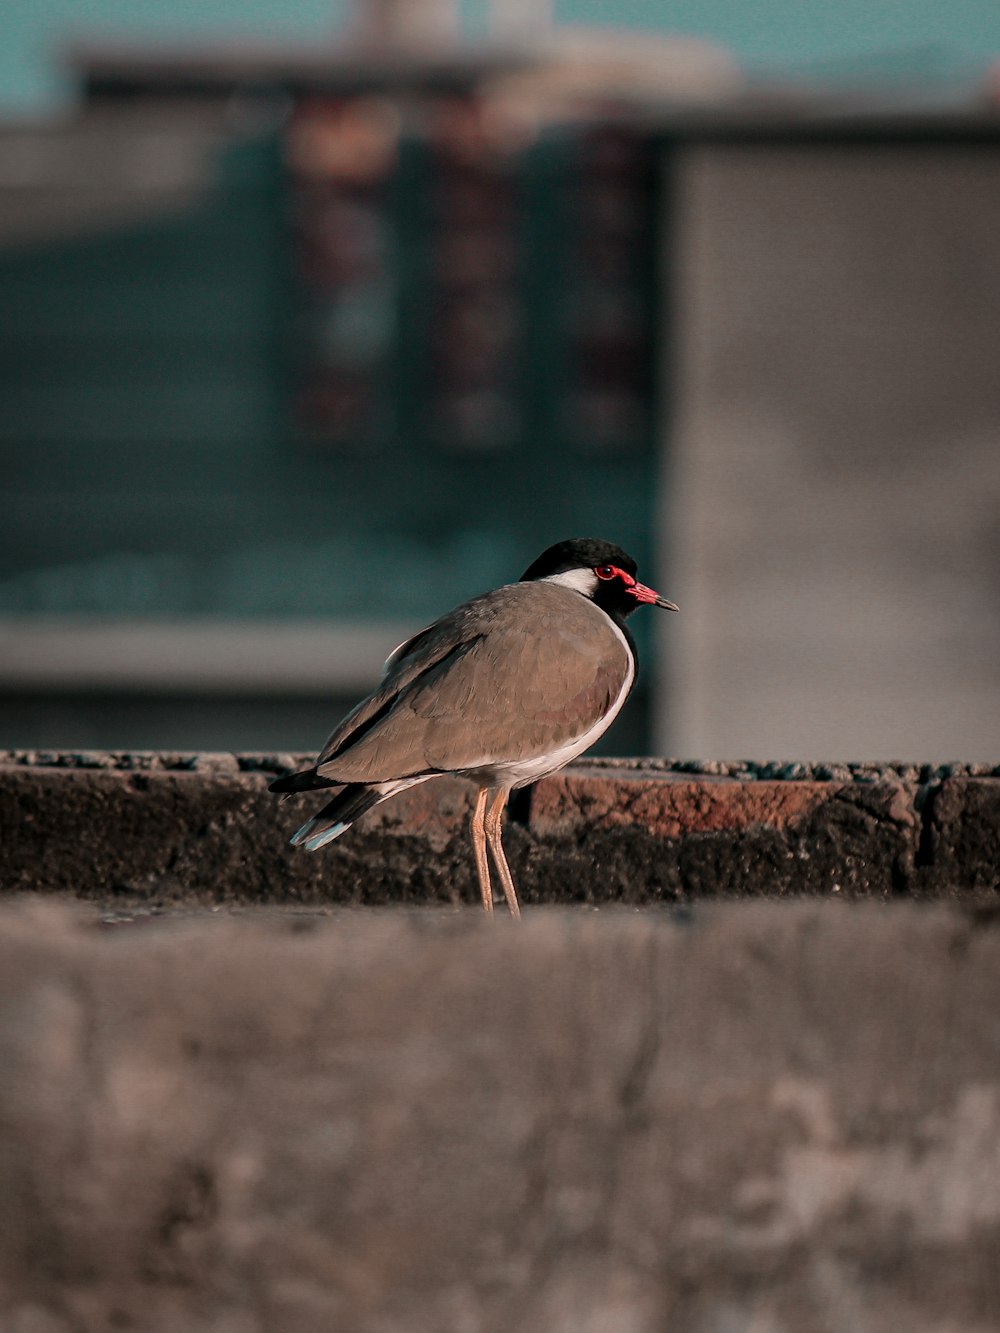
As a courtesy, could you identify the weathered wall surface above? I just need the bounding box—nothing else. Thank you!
[666,145,1000,762]
[1,900,999,1333]
[3,754,1000,1330]
[1,752,998,908]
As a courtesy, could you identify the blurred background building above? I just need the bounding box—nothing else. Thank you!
[1,0,999,761]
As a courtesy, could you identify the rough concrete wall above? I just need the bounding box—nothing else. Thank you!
[665,145,1000,762]
[2,752,998,909]
[1,899,999,1332]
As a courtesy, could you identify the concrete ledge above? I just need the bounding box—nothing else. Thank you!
[2,752,999,906]
[1,900,999,1331]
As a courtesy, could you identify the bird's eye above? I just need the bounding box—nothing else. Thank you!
[594,564,616,580]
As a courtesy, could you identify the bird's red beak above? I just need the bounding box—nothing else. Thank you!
[627,580,679,612]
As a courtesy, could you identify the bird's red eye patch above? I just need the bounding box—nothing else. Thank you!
[594,563,636,586]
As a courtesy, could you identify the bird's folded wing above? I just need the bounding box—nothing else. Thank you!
[315,583,630,783]
[314,616,487,771]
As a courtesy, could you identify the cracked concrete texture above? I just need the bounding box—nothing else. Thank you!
[1,900,999,1332]
[2,753,998,908]
[531,773,837,836]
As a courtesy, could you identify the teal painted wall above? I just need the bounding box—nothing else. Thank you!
[4,0,1000,114]
[0,124,662,628]
[0,0,348,114]
[553,0,1000,70]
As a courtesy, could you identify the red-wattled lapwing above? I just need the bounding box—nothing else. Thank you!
[269,538,678,916]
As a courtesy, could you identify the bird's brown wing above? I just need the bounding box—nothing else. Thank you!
[315,581,631,783]
[312,618,483,770]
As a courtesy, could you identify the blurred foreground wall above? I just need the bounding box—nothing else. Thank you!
[1,898,999,1333]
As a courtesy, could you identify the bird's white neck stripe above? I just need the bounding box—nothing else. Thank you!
[540,568,599,598]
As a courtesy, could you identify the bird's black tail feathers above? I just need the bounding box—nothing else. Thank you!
[268,766,335,795]
[288,783,386,851]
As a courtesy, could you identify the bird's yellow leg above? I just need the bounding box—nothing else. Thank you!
[485,788,520,919]
[471,786,493,915]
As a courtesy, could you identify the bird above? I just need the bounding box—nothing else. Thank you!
[269,538,678,917]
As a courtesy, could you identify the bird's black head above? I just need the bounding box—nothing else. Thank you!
[520,537,678,621]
